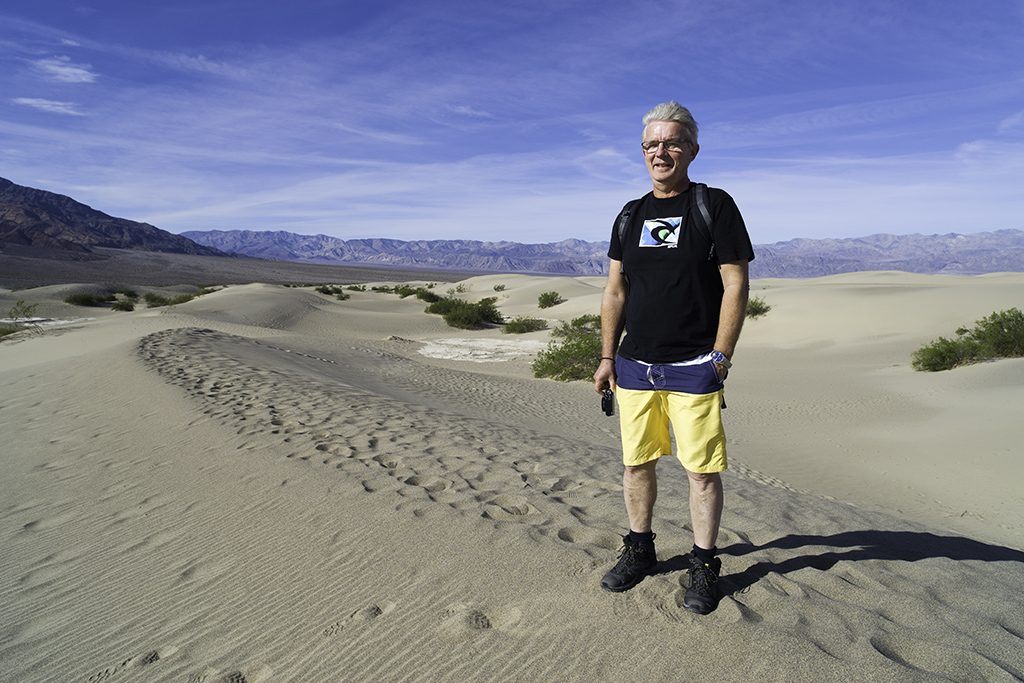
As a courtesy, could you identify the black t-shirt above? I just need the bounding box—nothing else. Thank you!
[608,184,755,363]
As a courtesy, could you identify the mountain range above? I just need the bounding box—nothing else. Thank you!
[3,177,1022,277]
[182,228,1024,278]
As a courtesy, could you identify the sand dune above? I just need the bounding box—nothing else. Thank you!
[2,273,1023,682]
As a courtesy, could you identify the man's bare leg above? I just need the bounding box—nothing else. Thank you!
[623,460,658,532]
[686,470,723,549]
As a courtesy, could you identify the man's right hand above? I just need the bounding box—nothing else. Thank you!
[593,357,617,394]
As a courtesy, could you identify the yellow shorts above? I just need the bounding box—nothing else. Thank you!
[615,387,727,473]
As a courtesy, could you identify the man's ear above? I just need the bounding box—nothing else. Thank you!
[691,144,700,160]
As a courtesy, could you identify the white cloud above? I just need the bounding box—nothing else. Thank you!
[12,98,84,116]
[32,55,97,83]
[997,110,1024,134]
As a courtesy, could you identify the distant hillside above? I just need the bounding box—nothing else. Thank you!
[183,228,1024,278]
[0,177,223,256]
[180,229,608,275]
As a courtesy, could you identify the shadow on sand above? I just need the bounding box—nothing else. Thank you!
[653,530,1024,596]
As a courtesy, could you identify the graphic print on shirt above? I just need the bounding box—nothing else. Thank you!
[639,216,684,248]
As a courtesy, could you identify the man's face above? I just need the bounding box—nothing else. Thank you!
[642,120,698,193]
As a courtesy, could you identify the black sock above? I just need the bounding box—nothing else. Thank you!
[692,544,716,563]
[629,530,655,544]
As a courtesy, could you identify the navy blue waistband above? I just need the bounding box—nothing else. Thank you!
[616,355,722,394]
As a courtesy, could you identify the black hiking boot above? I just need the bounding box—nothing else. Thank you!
[683,554,721,614]
[601,534,657,592]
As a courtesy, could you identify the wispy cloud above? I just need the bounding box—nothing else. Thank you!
[12,97,84,116]
[998,110,1024,134]
[32,55,96,82]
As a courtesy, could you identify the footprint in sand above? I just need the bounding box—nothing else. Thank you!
[481,494,542,521]
[86,645,178,682]
[322,602,396,637]
[438,603,522,639]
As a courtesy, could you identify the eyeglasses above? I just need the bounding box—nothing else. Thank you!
[641,139,689,153]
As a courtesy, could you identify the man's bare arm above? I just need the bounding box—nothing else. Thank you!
[594,259,627,393]
[713,261,749,360]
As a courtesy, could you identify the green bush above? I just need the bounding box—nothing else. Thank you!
[746,295,771,319]
[493,284,506,292]
[111,299,135,312]
[336,292,350,301]
[315,284,344,295]
[65,291,115,307]
[393,284,419,298]
[345,284,367,291]
[503,317,548,334]
[143,292,195,308]
[532,314,602,381]
[537,291,565,309]
[415,289,442,303]
[426,296,503,329]
[425,297,462,316]
[912,308,1024,371]
[0,325,19,339]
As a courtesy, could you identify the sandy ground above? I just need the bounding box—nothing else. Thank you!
[1,272,1023,682]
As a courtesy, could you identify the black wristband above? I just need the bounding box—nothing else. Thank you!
[600,356,615,361]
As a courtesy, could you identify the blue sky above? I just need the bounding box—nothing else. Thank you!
[1,0,1021,245]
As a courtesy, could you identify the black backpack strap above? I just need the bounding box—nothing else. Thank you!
[615,199,640,275]
[616,199,640,248]
[691,182,716,261]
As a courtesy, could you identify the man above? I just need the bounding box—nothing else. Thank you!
[593,101,754,615]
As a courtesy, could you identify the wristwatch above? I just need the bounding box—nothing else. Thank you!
[710,350,732,368]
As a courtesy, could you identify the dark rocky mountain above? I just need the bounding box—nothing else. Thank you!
[183,227,1024,278]
[0,177,223,256]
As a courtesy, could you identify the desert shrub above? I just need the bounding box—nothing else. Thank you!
[426,296,503,329]
[493,284,507,292]
[425,297,462,316]
[746,295,771,319]
[111,299,135,312]
[415,289,442,303]
[345,284,366,291]
[8,300,39,320]
[537,291,565,309]
[3,300,41,336]
[65,291,115,307]
[912,308,1024,371]
[315,284,345,295]
[143,292,195,308]
[532,314,601,381]
[371,285,394,293]
[503,316,548,334]
[447,283,467,296]
[443,297,503,330]
[393,284,419,298]
[336,292,350,301]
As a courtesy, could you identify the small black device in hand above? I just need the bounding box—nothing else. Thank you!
[601,389,614,417]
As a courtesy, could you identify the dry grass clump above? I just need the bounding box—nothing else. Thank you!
[746,295,771,318]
